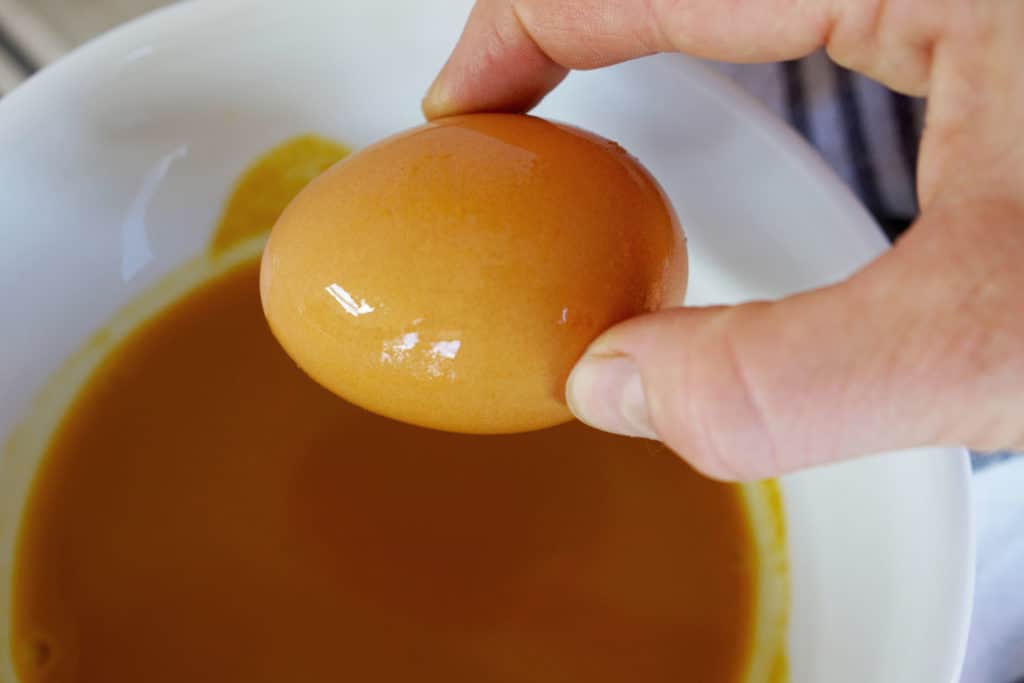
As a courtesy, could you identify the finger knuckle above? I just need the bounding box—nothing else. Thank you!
[650,325,783,481]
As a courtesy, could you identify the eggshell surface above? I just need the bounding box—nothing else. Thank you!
[261,114,686,433]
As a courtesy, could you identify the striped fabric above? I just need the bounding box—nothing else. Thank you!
[711,52,924,242]
[0,0,167,93]
[0,0,65,92]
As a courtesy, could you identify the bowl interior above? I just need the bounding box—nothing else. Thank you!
[0,1,973,681]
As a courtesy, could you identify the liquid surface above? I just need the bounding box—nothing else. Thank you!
[12,259,756,683]
[261,114,687,434]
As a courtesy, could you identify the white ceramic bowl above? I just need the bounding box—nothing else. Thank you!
[0,1,973,681]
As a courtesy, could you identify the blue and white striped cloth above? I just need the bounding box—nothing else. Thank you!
[712,53,922,239]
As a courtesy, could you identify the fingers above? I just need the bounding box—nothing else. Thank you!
[566,202,1024,480]
[424,0,945,119]
[423,0,569,118]
[424,0,831,118]
[567,286,905,481]
[422,0,1024,479]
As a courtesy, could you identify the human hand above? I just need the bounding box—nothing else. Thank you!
[422,0,1024,480]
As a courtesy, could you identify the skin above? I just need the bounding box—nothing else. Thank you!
[422,0,1024,480]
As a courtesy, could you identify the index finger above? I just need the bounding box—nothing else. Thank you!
[423,0,834,118]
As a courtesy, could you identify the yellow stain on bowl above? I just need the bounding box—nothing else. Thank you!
[738,481,790,683]
[210,135,350,253]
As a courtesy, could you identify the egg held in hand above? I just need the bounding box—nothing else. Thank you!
[260,113,687,434]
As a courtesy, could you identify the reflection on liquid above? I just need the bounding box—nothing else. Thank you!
[325,282,375,317]
[120,145,187,282]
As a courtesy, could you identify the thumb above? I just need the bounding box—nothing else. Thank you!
[566,296,883,481]
[565,214,1017,480]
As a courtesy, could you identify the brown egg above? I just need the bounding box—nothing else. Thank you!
[260,114,686,434]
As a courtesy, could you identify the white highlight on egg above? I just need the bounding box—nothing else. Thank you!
[379,332,461,381]
[430,340,461,360]
[426,339,461,379]
[380,332,419,365]
[325,283,376,317]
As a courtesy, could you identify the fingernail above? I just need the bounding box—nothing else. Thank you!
[566,355,657,440]
[422,75,453,119]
